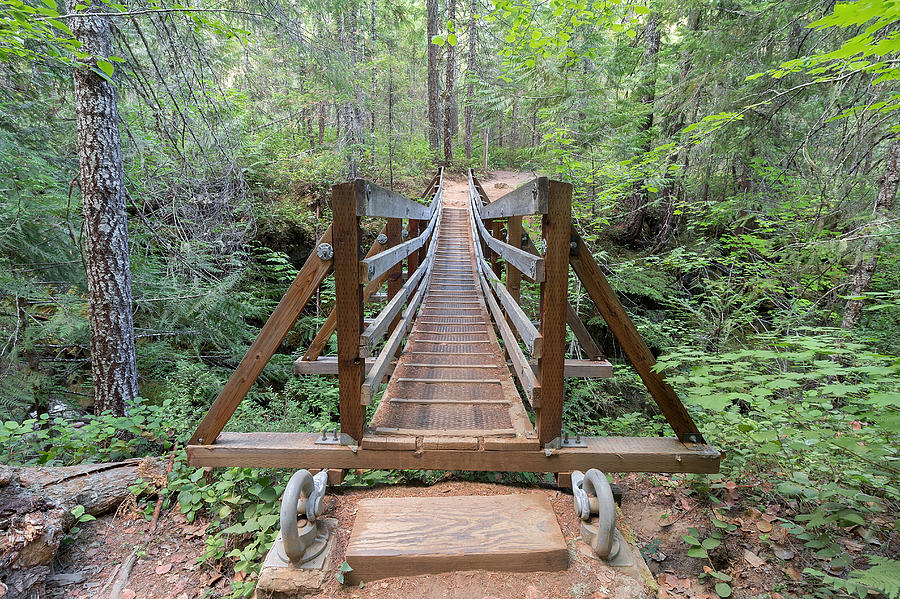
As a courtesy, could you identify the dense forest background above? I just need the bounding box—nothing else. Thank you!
[1,0,898,596]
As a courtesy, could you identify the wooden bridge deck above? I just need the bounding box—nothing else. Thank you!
[365,200,538,451]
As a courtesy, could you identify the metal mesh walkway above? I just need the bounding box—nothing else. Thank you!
[365,199,538,450]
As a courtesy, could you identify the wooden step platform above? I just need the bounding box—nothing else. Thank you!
[344,494,567,583]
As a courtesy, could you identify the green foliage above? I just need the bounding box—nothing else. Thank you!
[807,557,900,599]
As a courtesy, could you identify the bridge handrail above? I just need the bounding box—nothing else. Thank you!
[477,176,549,219]
[357,169,443,393]
[360,202,441,356]
[466,175,542,402]
[468,170,545,282]
[358,168,443,283]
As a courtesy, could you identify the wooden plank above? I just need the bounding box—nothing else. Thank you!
[407,219,420,274]
[478,177,549,219]
[483,437,539,451]
[188,224,334,445]
[294,356,388,376]
[361,436,417,451]
[359,208,438,284]
[374,427,517,437]
[490,220,503,276]
[479,268,541,405]
[566,302,604,361]
[301,226,391,362]
[187,433,722,473]
[422,436,478,450]
[506,216,523,303]
[360,256,430,356]
[334,181,366,443]
[344,495,567,583]
[360,257,432,405]
[552,359,613,379]
[570,236,703,442]
[355,179,432,220]
[473,209,544,282]
[537,180,571,446]
[389,398,509,405]
[479,257,542,357]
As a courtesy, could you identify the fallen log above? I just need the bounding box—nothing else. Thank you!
[0,458,164,599]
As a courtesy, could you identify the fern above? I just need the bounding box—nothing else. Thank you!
[807,558,900,599]
[851,558,900,599]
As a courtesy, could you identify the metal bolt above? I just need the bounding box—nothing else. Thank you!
[376,233,388,245]
[570,241,578,251]
[366,184,371,198]
[564,431,570,444]
[521,233,529,244]
[316,243,334,260]
[332,429,339,441]
[402,228,410,240]
[531,182,537,199]
[576,433,582,443]
[321,429,328,440]
[197,437,204,444]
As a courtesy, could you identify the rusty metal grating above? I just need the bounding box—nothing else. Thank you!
[364,190,537,448]
[372,403,513,431]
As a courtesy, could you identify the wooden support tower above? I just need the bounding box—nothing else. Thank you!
[188,168,718,473]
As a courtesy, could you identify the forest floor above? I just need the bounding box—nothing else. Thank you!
[43,172,799,598]
[47,473,798,599]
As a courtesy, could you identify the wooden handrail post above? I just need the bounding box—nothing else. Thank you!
[491,220,504,277]
[334,180,365,443]
[506,216,523,303]
[537,180,572,446]
[386,217,403,331]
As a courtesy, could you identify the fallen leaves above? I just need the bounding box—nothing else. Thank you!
[772,544,795,560]
[743,549,764,568]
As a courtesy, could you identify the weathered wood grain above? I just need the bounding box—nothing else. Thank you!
[478,177,549,219]
[187,433,722,473]
[344,494,567,583]
[355,179,433,220]
[333,182,365,443]
[536,180,571,446]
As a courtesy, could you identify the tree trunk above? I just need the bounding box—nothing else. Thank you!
[68,0,137,417]
[655,7,700,249]
[370,0,377,167]
[0,459,163,599]
[443,0,457,165]
[464,0,476,160]
[622,13,660,244]
[426,0,441,157]
[842,137,900,328]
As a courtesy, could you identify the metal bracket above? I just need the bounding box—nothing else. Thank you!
[316,243,334,261]
[561,431,587,448]
[312,430,358,447]
[683,433,706,444]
